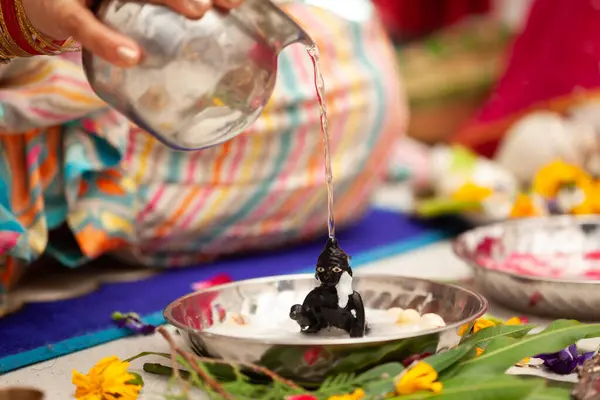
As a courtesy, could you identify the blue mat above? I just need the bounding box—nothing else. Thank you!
[0,208,467,374]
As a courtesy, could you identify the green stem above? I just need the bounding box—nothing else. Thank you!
[143,363,192,380]
[125,351,170,363]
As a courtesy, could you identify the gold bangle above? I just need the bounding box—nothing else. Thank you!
[0,1,29,57]
[0,35,17,60]
[13,2,57,55]
[0,45,15,62]
[14,0,79,55]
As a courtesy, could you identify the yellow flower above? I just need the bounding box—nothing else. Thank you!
[505,316,523,325]
[394,361,443,396]
[509,194,541,218]
[451,182,494,203]
[72,356,141,400]
[568,181,600,215]
[458,317,496,336]
[328,388,365,400]
[532,160,591,199]
[476,348,485,357]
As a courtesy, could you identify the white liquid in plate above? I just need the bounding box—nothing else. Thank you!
[204,290,446,341]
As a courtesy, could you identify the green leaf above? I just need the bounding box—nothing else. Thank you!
[389,376,542,400]
[525,385,573,400]
[415,199,482,218]
[458,321,600,375]
[175,355,205,390]
[542,319,580,331]
[330,334,438,373]
[425,344,474,373]
[356,362,404,383]
[484,315,510,325]
[460,325,535,346]
[449,146,479,172]
[126,372,144,386]
[483,336,519,354]
[315,373,357,397]
[363,379,395,399]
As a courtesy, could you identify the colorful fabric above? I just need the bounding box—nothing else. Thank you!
[452,0,600,157]
[0,1,406,292]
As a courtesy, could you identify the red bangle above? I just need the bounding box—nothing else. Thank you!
[1,0,39,55]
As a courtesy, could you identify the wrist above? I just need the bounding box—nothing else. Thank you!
[0,0,78,59]
[19,0,68,40]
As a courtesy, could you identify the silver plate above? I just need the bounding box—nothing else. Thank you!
[454,215,600,320]
[164,274,487,382]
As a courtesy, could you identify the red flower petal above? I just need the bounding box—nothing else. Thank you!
[303,347,323,366]
[192,273,233,291]
[285,395,319,400]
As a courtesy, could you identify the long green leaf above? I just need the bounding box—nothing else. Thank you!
[363,379,396,398]
[483,336,518,354]
[356,363,404,383]
[525,385,573,400]
[458,322,600,375]
[460,325,535,346]
[425,344,474,373]
[389,376,542,400]
[543,320,580,331]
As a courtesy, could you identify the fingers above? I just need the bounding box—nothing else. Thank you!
[146,0,212,19]
[60,3,142,67]
[213,0,244,10]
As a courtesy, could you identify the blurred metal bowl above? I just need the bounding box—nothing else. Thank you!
[454,215,600,320]
[164,274,487,382]
[0,387,44,400]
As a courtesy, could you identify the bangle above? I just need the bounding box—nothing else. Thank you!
[0,0,28,58]
[13,0,80,54]
[0,0,37,55]
[0,0,80,59]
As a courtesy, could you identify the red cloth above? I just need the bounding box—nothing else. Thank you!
[453,0,600,157]
[372,0,491,38]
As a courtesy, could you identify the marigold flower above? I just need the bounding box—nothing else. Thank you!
[505,316,525,325]
[509,194,542,218]
[328,388,365,400]
[394,361,443,395]
[72,356,141,400]
[451,182,494,203]
[532,160,591,198]
[458,317,496,336]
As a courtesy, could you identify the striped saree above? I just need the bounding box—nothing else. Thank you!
[0,0,406,291]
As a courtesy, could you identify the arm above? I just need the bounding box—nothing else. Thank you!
[1,0,243,67]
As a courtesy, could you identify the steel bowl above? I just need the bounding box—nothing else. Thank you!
[163,274,487,382]
[454,215,600,320]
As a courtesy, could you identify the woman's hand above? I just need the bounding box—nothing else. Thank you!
[20,0,243,67]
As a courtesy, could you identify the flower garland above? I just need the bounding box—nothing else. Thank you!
[66,316,600,400]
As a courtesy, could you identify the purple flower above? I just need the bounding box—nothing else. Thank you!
[112,312,156,335]
[535,344,594,375]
